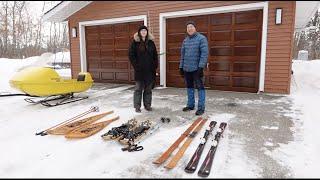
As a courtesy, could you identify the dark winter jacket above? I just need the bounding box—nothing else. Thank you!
[128,32,158,84]
[179,32,209,72]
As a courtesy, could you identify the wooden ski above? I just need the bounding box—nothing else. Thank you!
[153,117,202,165]
[36,106,99,136]
[164,118,207,169]
[47,111,113,135]
[64,116,119,139]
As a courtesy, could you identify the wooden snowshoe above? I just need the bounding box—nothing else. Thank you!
[47,111,113,135]
[101,118,137,141]
[119,120,152,145]
[64,116,119,139]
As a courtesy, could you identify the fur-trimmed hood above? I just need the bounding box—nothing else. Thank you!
[133,32,154,42]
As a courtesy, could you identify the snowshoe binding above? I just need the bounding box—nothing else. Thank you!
[119,120,152,145]
[101,118,137,141]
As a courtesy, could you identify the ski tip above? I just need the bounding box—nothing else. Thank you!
[152,160,161,165]
[184,168,196,174]
[164,165,174,169]
[197,172,209,177]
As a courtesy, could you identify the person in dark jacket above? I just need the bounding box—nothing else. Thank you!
[128,25,158,113]
[179,21,209,116]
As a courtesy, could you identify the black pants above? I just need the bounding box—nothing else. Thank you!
[134,81,154,109]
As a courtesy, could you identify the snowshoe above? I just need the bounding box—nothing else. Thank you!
[119,120,152,145]
[101,118,137,141]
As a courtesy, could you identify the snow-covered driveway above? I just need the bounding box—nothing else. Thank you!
[0,58,319,178]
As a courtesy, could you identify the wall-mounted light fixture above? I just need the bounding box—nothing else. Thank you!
[275,8,282,25]
[72,27,77,38]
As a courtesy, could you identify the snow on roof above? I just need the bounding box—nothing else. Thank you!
[42,1,92,22]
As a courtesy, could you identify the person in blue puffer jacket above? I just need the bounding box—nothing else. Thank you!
[179,21,209,116]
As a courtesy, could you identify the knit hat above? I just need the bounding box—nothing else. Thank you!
[138,25,148,32]
[186,21,196,28]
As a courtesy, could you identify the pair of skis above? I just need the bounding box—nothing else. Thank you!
[185,121,227,177]
[153,117,207,169]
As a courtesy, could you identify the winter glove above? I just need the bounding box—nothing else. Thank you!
[197,67,204,78]
[179,68,184,76]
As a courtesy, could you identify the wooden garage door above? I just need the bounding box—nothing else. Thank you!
[166,10,262,92]
[85,21,144,83]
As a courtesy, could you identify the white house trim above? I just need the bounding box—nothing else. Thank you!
[159,2,269,92]
[79,15,147,72]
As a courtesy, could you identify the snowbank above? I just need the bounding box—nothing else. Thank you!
[267,59,320,177]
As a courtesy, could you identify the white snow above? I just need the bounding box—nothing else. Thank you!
[261,126,279,130]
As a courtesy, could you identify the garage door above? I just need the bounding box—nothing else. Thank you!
[166,9,262,92]
[85,21,144,83]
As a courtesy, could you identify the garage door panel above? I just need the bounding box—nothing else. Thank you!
[114,23,129,36]
[167,48,181,56]
[115,72,129,81]
[101,72,114,80]
[100,50,113,60]
[210,46,232,56]
[114,49,128,57]
[167,75,184,87]
[100,25,113,33]
[168,33,186,43]
[234,40,258,46]
[86,26,99,34]
[234,46,257,56]
[100,38,113,46]
[167,55,180,62]
[234,24,261,30]
[210,30,232,41]
[211,13,232,25]
[167,62,180,71]
[235,30,258,40]
[87,49,100,55]
[209,76,230,86]
[115,62,129,69]
[233,62,257,72]
[210,25,233,31]
[210,60,230,71]
[235,11,260,24]
[115,37,129,49]
[101,61,113,69]
[232,76,256,88]
[233,56,259,62]
[167,17,187,33]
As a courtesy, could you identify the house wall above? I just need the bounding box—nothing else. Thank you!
[67,1,295,94]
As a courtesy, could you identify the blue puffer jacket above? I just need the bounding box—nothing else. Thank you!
[179,32,209,72]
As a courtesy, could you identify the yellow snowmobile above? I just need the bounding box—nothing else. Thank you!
[8,67,94,107]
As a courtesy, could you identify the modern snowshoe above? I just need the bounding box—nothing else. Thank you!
[101,118,137,141]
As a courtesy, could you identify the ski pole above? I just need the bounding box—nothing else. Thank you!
[36,106,99,136]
